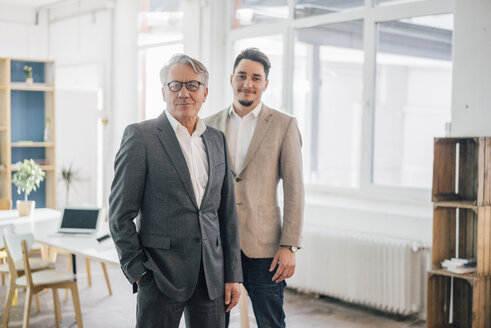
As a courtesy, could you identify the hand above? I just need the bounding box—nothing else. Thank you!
[135,272,146,285]
[224,282,241,312]
[270,247,296,283]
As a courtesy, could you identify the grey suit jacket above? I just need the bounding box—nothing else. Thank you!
[109,111,242,302]
[204,105,304,258]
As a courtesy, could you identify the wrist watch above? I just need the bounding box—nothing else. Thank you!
[280,245,299,253]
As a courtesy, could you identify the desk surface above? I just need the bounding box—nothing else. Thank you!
[36,233,119,266]
[0,208,119,266]
[0,208,61,224]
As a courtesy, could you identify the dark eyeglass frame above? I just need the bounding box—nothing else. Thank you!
[166,80,204,92]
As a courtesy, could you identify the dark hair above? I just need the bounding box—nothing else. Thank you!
[233,48,271,79]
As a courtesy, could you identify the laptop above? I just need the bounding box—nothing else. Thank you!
[56,207,103,235]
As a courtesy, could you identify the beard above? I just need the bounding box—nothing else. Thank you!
[238,100,254,107]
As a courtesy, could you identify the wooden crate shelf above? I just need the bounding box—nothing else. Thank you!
[432,206,491,276]
[427,274,491,328]
[429,137,491,328]
[429,268,477,282]
[432,137,491,206]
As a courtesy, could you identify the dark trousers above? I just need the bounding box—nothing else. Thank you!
[226,251,286,328]
[136,264,225,328]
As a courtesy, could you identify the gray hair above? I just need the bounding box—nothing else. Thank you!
[160,54,209,87]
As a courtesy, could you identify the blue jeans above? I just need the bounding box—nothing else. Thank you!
[227,251,286,328]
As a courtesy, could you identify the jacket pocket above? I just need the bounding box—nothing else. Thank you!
[139,233,171,249]
[258,206,281,246]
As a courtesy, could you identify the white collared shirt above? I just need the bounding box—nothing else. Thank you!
[165,110,208,208]
[226,103,262,173]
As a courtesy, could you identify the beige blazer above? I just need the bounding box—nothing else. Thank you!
[204,104,304,258]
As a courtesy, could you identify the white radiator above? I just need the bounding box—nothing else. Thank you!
[288,226,430,316]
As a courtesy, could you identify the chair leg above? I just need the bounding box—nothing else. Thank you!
[65,254,72,300]
[70,283,84,328]
[22,287,33,328]
[1,257,4,285]
[101,262,112,295]
[85,258,92,287]
[40,244,49,260]
[52,288,61,328]
[13,288,18,306]
[1,283,16,328]
[35,293,40,311]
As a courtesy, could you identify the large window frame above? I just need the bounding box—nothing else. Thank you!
[137,0,184,121]
[225,0,454,203]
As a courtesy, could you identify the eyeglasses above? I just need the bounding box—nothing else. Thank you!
[167,80,204,92]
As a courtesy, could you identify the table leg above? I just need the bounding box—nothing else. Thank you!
[72,254,77,279]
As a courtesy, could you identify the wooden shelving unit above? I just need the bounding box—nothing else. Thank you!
[0,57,57,209]
[428,137,491,328]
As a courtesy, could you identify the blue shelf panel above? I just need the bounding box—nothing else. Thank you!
[11,148,46,164]
[11,175,46,209]
[11,90,45,142]
[11,61,46,83]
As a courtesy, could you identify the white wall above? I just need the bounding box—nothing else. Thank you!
[49,9,113,207]
[0,6,48,58]
[56,90,98,207]
[451,0,491,136]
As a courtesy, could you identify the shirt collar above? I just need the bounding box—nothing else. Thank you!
[229,102,262,119]
[165,110,206,136]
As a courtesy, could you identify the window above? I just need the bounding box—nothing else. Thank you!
[372,14,453,188]
[294,21,364,187]
[375,0,426,6]
[232,0,288,28]
[227,0,453,195]
[295,0,364,18]
[138,0,183,120]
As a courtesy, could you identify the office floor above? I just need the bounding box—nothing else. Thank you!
[0,255,425,328]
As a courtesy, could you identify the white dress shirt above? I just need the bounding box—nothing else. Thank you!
[226,103,262,173]
[165,110,209,208]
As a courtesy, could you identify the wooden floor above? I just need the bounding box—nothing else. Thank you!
[0,255,425,327]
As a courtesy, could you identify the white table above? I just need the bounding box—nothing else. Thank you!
[35,233,119,267]
[0,208,61,234]
[0,208,119,274]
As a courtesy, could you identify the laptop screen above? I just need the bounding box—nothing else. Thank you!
[59,208,100,233]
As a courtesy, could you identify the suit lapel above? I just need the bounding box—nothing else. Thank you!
[216,108,228,134]
[216,108,237,175]
[200,129,214,205]
[156,112,198,209]
[239,105,272,175]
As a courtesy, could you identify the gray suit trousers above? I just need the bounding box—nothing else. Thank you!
[136,266,225,328]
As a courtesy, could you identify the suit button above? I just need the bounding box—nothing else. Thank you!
[235,177,242,182]
[195,237,200,242]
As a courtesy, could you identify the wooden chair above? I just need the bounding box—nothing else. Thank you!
[50,249,112,300]
[2,232,83,328]
[0,199,12,284]
[1,224,55,312]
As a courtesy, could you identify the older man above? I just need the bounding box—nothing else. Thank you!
[109,54,242,328]
[205,48,304,328]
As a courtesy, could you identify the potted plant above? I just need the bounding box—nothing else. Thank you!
[12,159,45,216]
[60,165,80,206]
[24,65,33,85]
